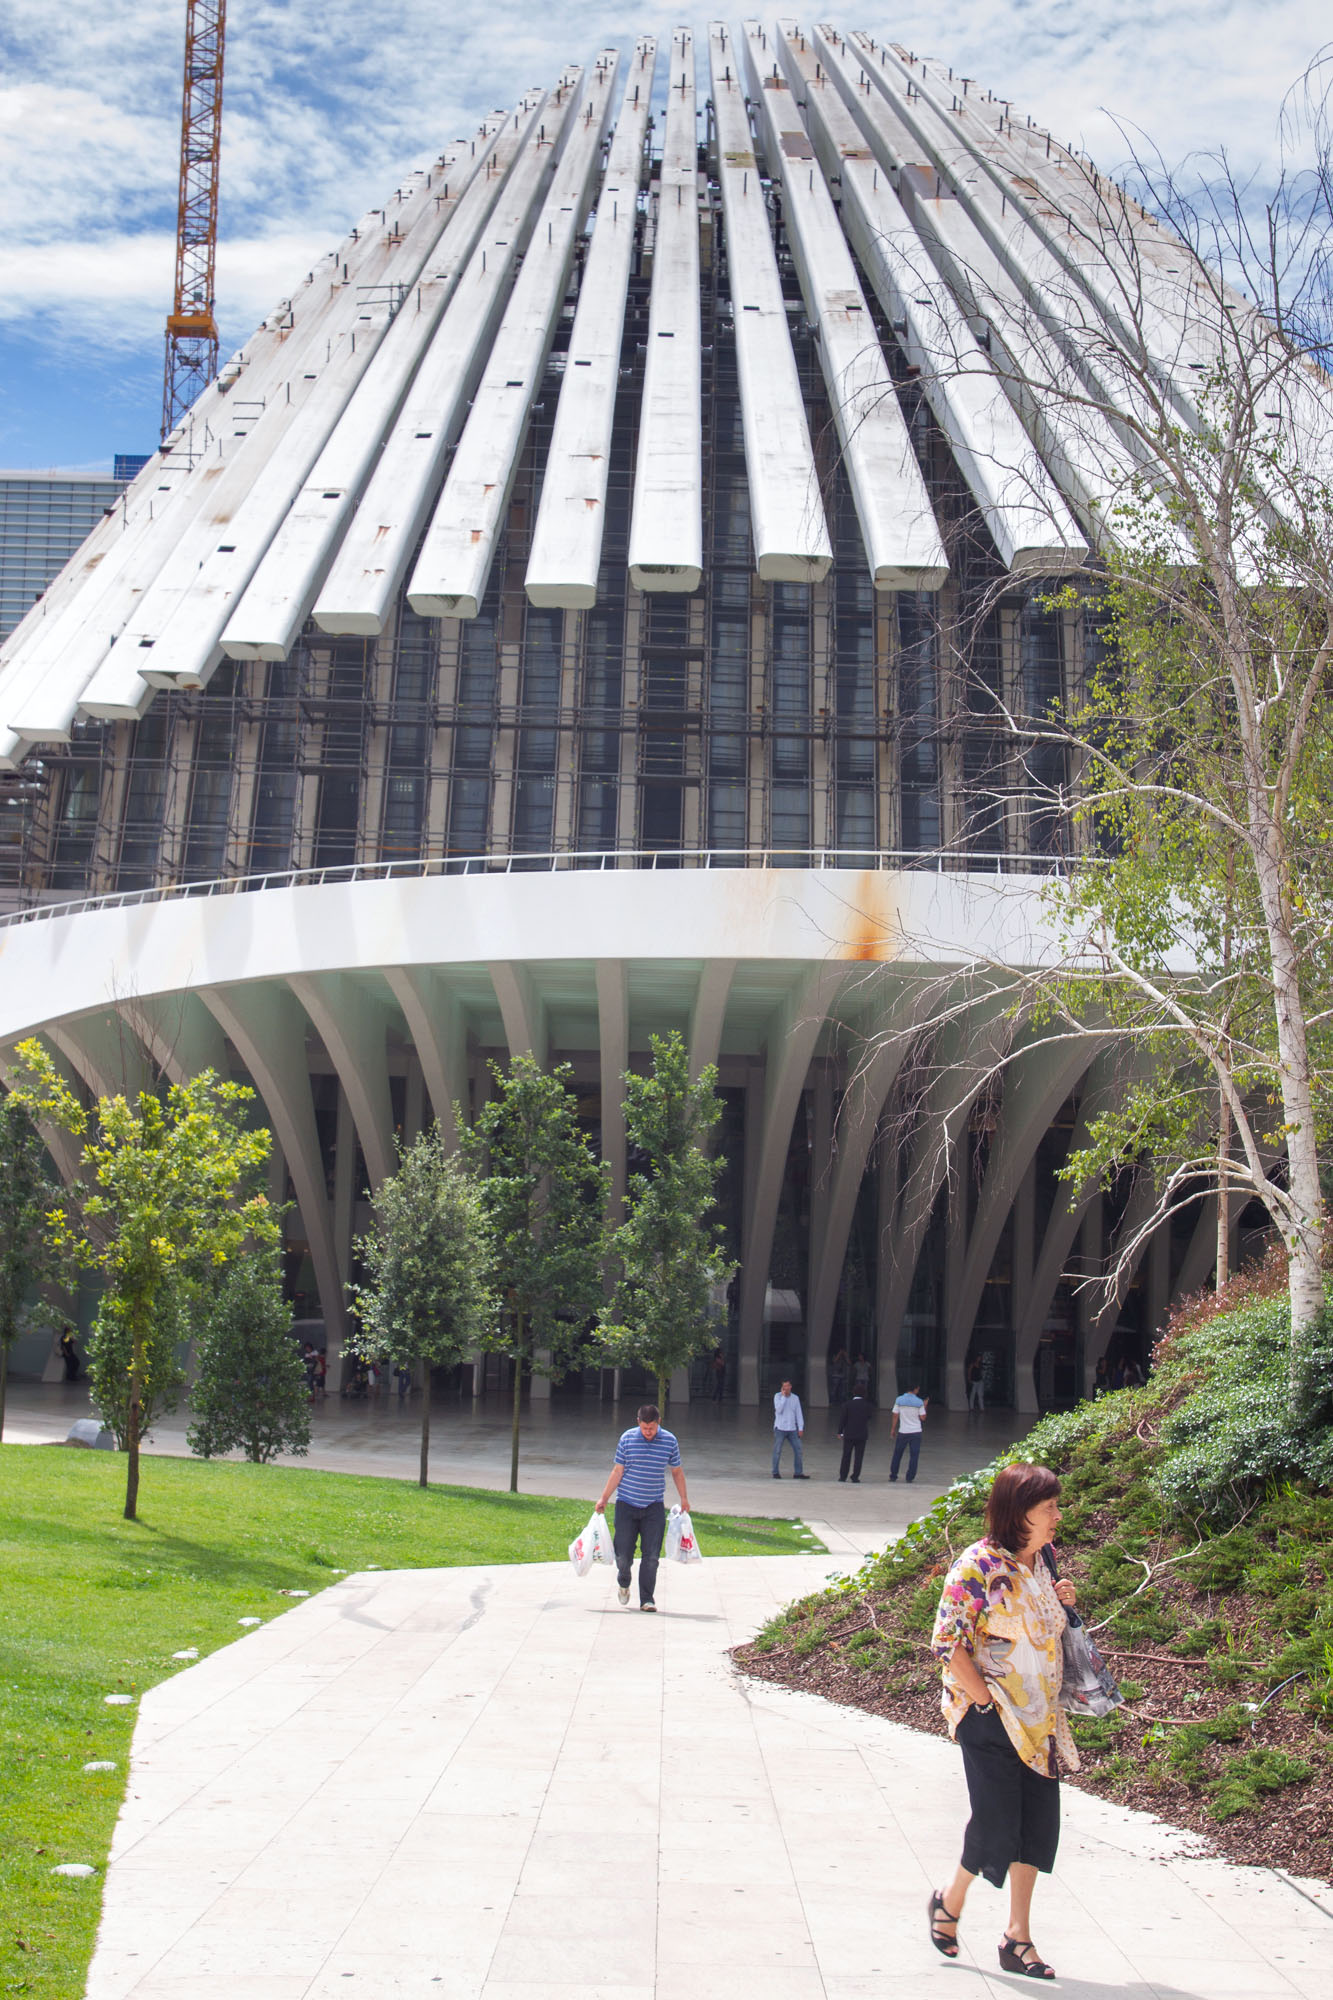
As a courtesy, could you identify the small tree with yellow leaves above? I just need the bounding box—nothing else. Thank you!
[9,1041,279,1520]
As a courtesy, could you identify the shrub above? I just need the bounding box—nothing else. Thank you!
[1206,1747,1314,1820]
[187,1259,311,1464]
[1154,1292,1333,1521]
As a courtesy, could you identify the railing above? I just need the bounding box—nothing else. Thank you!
[0,845,1064,933]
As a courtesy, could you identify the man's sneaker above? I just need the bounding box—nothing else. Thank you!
[617,1584,630,1606]
[640,1600,657,1613]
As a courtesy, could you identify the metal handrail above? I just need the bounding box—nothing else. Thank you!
[0,845,1062,933]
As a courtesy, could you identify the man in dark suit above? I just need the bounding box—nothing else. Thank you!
[837,1391,871,1482]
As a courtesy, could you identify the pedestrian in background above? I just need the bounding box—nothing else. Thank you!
[837,1390,871,1482]
[772,1378,808,1479]
[595,1404,690,1612]
[926,1462,1078,1979]
[889,1383,927,1482]
[829,1346,849,1403]
[967,1356,985,1412]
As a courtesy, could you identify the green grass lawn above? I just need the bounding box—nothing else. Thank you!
[0,1447,815,1999]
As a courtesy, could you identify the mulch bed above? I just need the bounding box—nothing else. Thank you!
[732,1548,1333,1885]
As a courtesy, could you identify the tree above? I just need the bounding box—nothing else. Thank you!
[351,1127,490,1487]
[849,59,1333,1404]
[188,1254,312,1464]
[9,1041,279,1519]
[0,1085,70,1441]
[464,1056,608,1492]
[599,1032,733,1411]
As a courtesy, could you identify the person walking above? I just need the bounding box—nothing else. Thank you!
[926,1462,1078,1980]
[711,1348,726,1401]
[837,1390,871,1482]
[966,1356,985,1412]
[595,1404,690,1612]
[59,1325,82,1382]
[889,1383,927,1481]
[771,1378,808,1479]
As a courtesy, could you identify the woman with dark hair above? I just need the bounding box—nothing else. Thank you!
[926,1462,1079,1980]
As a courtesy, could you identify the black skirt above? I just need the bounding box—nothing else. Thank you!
[956,1701,1061,1887]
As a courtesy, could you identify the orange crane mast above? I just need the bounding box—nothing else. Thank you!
[161,0,227,440]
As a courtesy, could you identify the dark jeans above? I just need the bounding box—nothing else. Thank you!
[838,1437,866,1481]
[613,1498,665,1604]
[890,1431,921,1481]
[956,1701,1060,1886]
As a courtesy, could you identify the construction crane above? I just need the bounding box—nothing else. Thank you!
[161,0,227,440]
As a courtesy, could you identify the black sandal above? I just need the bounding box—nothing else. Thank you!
[998,1935,1055,1979]
[928,1889,960,1957]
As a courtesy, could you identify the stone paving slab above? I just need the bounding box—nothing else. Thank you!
[84,1554,1333,2000]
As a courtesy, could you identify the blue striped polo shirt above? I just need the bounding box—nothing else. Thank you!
[614,1425,681,1505]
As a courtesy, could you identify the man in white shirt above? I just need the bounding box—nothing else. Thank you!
[772,1379,809,1479]
[889,1385,927,1482]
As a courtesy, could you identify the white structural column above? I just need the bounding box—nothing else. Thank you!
[805,979,925,1359]
[742,22,947,591]
[120,992,229,1087]
[795,26,1086,574]
[1013,1054,1122,1384]
[44,1011,155,1103]
[737,965,845,1401]
[708,25,832,583]
[200,983,347,1351]
[596,960,629,1226]
[382,968,466,1148]
[222,107,531,661]
[0,1041,89,1190]
[488,962,548,1065]
[314,80,582,637]
[409,54,623,620]
[874,993,1014,1390]
[948,1033,1095,1409]
[288,974,397,1192]
[525,42,657,608]
[688,959,736,1081]
[626,28,704,595]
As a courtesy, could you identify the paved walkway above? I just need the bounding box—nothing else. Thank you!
[85,1554,1333,2000]
[5,1381,1027,1547]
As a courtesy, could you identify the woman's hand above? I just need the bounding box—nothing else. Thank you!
[1053,1578,1077,1608]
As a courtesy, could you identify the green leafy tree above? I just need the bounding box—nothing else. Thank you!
[8,1041,279,1519]
[0,1085,70,1440]
[600,1032,733,1411]
[188,1254,312,1464]
[87,1284,190,1453]
[351,1127,490,1487]
[464,1055,608,1492]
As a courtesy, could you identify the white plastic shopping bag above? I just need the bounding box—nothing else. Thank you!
[569,1509,616,1577]
[664,1504,703,1564]
[591,1511,616,1568]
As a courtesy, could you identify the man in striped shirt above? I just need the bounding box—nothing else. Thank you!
[595,1404,691,1612]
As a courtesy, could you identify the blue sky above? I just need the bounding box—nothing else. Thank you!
[0,1,1326,469]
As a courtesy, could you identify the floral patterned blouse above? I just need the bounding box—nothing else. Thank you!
[931,1539,1079,1778]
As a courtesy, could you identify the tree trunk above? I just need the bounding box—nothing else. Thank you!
[509,1312,524,1494]
[0,1341,7,1442]
[657,1368,668,1415]
[1247,813,1326,1403]
[124,1320,143,1522]
[1216,1091,1232,1293]
[419,1357,430,1489]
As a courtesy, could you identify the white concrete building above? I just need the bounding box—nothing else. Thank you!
[0,24,1266,1407]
